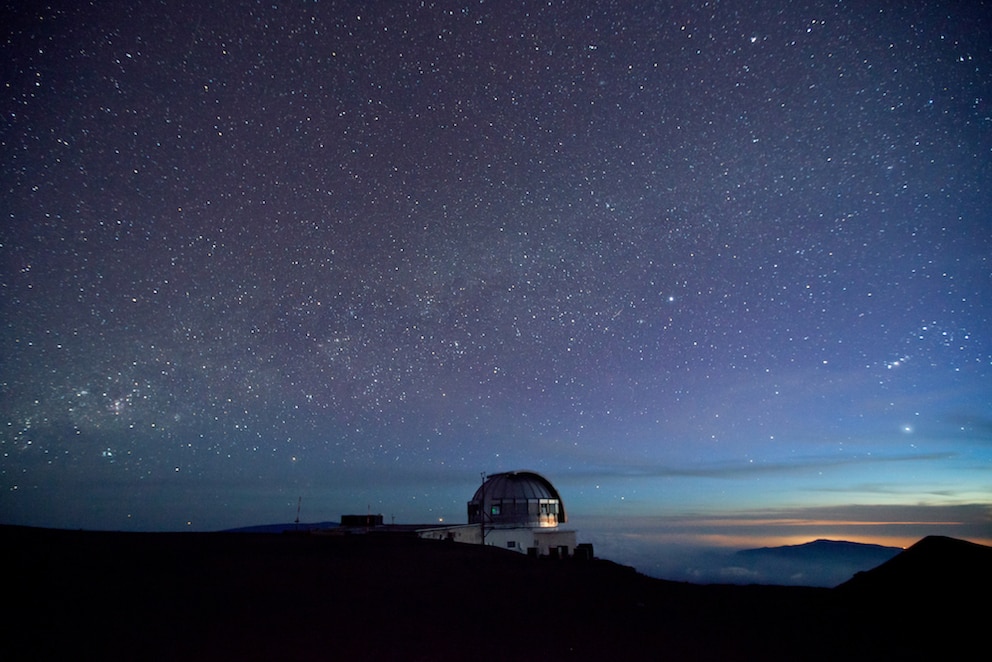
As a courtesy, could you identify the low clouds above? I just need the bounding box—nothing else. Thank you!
[575,502,992,584]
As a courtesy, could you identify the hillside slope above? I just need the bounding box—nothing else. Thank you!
[4,526,986,661]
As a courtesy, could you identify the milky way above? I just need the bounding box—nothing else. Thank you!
[2,1,990,545]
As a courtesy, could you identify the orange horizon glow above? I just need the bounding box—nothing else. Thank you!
[610,519,992,550]
[672,518,971,528]
[620,530,992,549]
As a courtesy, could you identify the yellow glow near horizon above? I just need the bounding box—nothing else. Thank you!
[677,518,970,528]
[611,522,992,550]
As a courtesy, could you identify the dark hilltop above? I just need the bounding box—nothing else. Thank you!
[4,526,988,661]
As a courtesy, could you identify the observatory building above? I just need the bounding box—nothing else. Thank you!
[418,470,578,557]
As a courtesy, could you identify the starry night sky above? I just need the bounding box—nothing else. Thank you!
[2,1,990,554]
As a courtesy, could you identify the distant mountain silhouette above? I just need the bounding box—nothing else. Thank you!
[725,539,902,587]
[222,521,340,534]
[739,538,901,560]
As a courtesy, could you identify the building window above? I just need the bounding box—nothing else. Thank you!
[507,541,516,548]
[490,504,501,516]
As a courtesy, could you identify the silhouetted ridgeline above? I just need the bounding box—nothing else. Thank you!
[4,526,988,661]
[832,535,992,658]
[838,535,992,595]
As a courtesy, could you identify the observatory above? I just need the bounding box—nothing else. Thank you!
[418,470,578,557]
[468,470,566,528]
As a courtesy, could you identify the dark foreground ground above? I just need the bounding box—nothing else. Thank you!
[4,526,986,661]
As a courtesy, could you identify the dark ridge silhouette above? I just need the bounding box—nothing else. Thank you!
[838,535,992,594]
[222,521,341,534]
[4,525,987,661]
[831,536,992,659]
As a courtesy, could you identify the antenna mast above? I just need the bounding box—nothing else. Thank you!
[480,472,487,545]
[295,496,302,530]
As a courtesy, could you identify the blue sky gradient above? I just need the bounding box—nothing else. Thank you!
[2,1,990,569]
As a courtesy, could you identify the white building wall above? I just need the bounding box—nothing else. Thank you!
[532,529,577,556]
[417,525,576,556]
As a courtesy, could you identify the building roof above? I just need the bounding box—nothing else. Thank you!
[472,470,561,501]
[469,470,567,525]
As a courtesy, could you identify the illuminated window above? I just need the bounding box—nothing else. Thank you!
[490,504,501,515]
